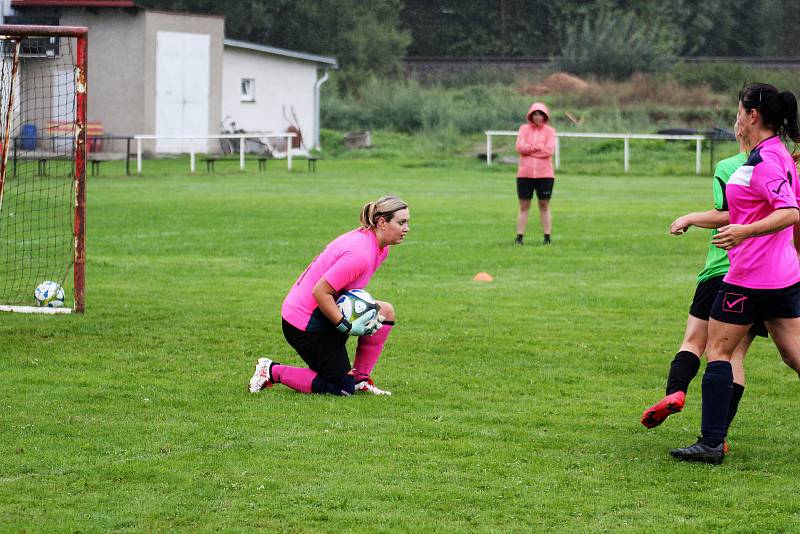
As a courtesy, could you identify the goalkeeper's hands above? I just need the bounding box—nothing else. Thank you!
[367,301,385,335]
[362,314,386,336]
[336,312,375,336]
[336,312,386,336]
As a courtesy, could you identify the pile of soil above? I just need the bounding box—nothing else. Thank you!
[517,72,591,95]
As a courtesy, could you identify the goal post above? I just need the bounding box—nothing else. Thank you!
[0,25,87,314]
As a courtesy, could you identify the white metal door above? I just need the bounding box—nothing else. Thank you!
[155,31,210,153]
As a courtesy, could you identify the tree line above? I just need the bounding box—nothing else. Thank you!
[138,0,800,86]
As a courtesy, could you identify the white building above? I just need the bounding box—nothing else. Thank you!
[223,39,337,151]
[7,0,337,154]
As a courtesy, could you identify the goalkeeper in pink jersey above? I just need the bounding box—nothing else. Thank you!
[248,196,409,396]
[671,83,800,464]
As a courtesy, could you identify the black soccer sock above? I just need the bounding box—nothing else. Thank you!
[543,234,551,244]
[700,360,733,448]
[665,350,701,395]
[516,234,524,241]
[726,382,745,428]
[269,361,279,383]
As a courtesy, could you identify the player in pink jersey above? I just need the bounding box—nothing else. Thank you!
[671,83,800,464]
[515,102,557,246]
[248,196,409,396]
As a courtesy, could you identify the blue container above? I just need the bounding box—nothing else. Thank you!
[20,123,36,150]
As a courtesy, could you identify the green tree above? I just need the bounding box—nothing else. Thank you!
[554,5,679,79]
[759,0,800,56]
[401,0,562,57]
[265,0,411,94]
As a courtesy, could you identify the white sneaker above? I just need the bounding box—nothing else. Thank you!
[355,377,391,396]
[248,357,275,393]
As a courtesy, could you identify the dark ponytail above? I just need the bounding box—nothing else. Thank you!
[739,83,800,144]
[779,91,800,144]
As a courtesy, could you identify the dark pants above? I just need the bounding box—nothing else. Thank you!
[282,319,355,395]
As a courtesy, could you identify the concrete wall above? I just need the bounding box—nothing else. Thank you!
[221,46,317,151]
[58,10,146,137]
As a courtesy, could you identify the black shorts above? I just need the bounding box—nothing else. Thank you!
[517,177,554,200]
[690,276,768,337]
[281,319,351,379]
[710,281,800,327]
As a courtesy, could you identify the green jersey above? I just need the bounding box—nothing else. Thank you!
[696,151,747,284]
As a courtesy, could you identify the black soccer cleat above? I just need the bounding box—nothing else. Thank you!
[669,439,725,465]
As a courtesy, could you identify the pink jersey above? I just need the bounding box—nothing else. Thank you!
[281,228,389,330]
[724,136,800,289]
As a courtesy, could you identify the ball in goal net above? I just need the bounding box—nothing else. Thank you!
[0,25,87,314]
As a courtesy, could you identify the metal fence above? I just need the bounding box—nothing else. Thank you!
[484,131,708,174]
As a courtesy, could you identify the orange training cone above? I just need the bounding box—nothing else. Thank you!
[473,272,493,282]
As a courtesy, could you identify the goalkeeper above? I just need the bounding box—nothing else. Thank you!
[248,196,409,396]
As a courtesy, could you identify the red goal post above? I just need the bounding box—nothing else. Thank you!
[0,25,87,314]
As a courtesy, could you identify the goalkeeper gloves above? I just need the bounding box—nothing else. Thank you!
[336,312,384,336]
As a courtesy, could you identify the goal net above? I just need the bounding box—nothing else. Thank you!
[0,25,87,314]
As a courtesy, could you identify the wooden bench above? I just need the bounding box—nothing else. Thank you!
[201,155,270,173]
[45,120,104,152]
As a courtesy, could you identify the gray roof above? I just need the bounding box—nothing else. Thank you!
[224,39,338,68]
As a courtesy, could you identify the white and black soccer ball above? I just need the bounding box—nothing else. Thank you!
[336,289,378,323]
[34,281,65,308]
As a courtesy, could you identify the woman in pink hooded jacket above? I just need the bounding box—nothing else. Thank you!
[515,102,556,245]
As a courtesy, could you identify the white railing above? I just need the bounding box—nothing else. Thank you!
[485,130,707,175]
[133,133,297,174]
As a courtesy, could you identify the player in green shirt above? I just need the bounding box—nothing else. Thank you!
[641,132,765,440]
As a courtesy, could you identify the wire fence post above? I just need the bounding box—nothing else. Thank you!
[554,136,560,170]
[136,138,142,174]
[696,138,702,175]
[623,136,629,173]
[286,134,293,171]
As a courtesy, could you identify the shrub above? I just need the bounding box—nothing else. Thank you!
[672,63,800,98]
[322,80,535,135]
[410,65,525,88]
[554,7,679,80]
[671,62,750,93]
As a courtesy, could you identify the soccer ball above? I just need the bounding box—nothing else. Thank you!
[336,289,378,324]
[34,281,65,308]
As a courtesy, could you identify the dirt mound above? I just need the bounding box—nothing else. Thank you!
[517,72,591,95]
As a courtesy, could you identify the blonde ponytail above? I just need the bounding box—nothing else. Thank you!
[360,195,408,230]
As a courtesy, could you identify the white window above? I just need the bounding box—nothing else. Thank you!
[240,78,255,102]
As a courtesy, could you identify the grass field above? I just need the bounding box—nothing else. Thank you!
[2,149,800,532]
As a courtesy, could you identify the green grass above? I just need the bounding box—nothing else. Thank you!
[2,150,800,532]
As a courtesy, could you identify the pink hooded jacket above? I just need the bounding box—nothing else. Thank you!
[516,102,556,179]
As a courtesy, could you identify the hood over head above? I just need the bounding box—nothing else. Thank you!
[527,102,550,124]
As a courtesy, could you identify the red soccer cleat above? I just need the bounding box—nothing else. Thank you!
[355,377,392,396]
[640,391,686,428]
